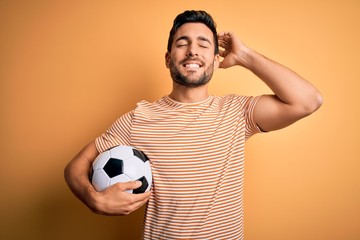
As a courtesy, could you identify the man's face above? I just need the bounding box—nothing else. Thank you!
[166,23,219,87]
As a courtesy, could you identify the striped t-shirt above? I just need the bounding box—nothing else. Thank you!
[95,94,262,239]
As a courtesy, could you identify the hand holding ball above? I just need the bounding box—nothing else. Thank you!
[90,145,152,194]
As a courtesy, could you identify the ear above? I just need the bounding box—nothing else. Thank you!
[165,52,170,68]
[213,54,220,70]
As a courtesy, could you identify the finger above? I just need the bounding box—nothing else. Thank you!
[127,191,151,212]
[218,31,232,39]
[218,60,230,69]
[217,35,228,45]
[218,60,225,69]
[218,31,231,37]
[218,37,232,50]
[217,32,228,43]
[218,49,229,58]
[114,186,150,213]
[218,40,227,48]
[132,191,151,203]
[122,181,143,191]
[111,181,151,201]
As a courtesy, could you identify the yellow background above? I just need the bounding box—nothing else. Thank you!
[1,0,359,239]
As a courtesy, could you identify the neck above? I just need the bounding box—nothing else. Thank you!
[169,82,209,103]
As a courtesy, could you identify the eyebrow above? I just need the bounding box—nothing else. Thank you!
[175,35,212,45]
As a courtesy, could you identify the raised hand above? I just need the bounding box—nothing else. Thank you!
[217,31,249,69]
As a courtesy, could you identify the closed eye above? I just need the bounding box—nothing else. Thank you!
[175,37,189,47]
[176,43,188,47]
[198,36,211,48]
[199,44,209,48]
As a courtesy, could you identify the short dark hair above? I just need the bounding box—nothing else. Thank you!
[167,10,219,54]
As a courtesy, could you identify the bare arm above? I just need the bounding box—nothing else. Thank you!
[64,141,151,215]
[218,32,323,131]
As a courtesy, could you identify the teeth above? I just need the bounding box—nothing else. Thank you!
[185,63,200,69]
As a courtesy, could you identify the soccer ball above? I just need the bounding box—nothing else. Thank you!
[90,145,152,194]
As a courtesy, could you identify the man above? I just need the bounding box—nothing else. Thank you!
[64,10,322,239]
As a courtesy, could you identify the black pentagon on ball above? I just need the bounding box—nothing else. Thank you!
[103,158,124,178]
[132,148,149,163]
[133,176,149,194]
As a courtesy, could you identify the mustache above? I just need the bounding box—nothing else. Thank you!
[179,57,204,65]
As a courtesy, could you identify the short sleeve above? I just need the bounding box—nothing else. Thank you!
[244,95,263,140]
[95,110,134,153]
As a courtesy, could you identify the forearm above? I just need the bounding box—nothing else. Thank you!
[64,142,101,212]
[241,47,323,113]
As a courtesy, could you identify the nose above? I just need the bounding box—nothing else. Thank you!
[186,44,198,57]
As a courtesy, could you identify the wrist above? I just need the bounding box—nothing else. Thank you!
[236,45,255,69]
[239,47,267,74]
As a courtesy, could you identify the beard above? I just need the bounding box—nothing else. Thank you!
[169,58,215,88]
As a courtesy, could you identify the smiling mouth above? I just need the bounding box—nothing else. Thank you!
[183,63,201,69]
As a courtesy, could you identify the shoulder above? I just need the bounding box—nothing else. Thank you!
[214,94,256,107]
[135,96,169,112]
[131,97,172,121]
